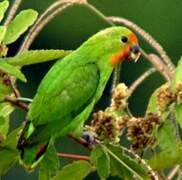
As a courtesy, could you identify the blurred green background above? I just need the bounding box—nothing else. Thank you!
[3,0,182,179]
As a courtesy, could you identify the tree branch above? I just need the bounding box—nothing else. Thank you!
[129,68,156,95]
[4,96,29,111]
[167,165,180,180]
[57,152,90,161]
[3,0,23,26]
[140,49,172,81]
[19,0,87,53]
[68,133,92,149]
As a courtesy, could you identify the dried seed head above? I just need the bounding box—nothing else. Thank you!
[126,113,161,150]
[111,83,129,110]
[157,83,176,112]
[90,111,128,143]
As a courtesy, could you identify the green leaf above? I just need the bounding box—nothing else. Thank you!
[175,104,182,128]
[0,76,12,101]
[0,147,18,175]
[0,128,20,175]
[146,87,159,114]
[171,57,182,92]
[91,145,110,179]
[104,145,149,180]
[0,60,26,82]
[6,50,72,66]
[3,127,21,149]
[0,103,14,140]
[156,119,178,151]
[53,161,92,180]
[0,26,7,43]
[146,83,171,120]
[0,0,9,22]
[149,144,182,170]
[3,9,38,44]
[39,143,60,180]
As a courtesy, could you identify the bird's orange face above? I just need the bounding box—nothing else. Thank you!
[111,33,141,66]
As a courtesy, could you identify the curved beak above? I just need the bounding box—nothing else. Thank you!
[129,45,141,62]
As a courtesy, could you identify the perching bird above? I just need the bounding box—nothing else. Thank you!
[17,26,140,169]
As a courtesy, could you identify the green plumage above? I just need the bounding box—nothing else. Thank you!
[17,26,136,168]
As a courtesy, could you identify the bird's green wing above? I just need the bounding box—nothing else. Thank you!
[28,61,100,130]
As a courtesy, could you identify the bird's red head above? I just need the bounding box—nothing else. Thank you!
[111,33,141,66]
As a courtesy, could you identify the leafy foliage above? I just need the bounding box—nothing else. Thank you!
[0,103,14,140]
[0,0,182,179]
[171,57,182,92]
[91,145,110,179]
[0,26,7,43]
[0,60,26,82]
[0,0,9,22]
[52,161,92,180]
[175,104,182,128]
[156,119,178,151]
[105,145,149,180]
[39,143,60,180]
[0,128,20,175]
[149,144,182,170]
[3,9,38,44]
[6,50,72,66]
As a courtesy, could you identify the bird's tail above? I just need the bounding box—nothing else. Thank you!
[17,121,50,170]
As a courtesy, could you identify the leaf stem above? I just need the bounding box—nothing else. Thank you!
[57,152,90,161]
[102,145,144,180]
[4,96,29,111]
[68,133,92,149]
[122,147,159,180]
[16,97,33,103]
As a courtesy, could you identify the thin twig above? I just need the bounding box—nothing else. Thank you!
[107,16,175,73]
[84,3,114,26]
[9,77,20,97]
[129,68,156,95]
[111,63,121,91]
[16,97,33,103]
[18,0,87,53]
[57,152,90,161]
[122,147,159,180]
[167,165,180,180]
[68,133,91,149]
[3,0,22,26]
[4,96,29,111]
[19,2,73,53]
[140,49,172,81]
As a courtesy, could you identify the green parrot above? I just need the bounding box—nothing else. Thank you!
[17,26,140,169]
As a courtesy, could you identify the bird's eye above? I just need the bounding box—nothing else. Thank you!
[121,36,128,43]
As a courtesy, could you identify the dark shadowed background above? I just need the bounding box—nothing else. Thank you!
[3,0,182,179]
